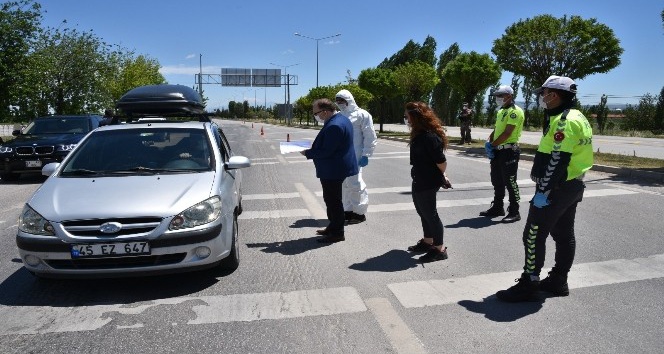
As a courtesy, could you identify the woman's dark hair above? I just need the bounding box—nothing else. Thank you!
[405,101,448,149]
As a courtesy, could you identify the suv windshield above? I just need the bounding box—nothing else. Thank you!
[24,117,92,135]
[60,128,214,175]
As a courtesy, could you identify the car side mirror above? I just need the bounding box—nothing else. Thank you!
[42,162,60,177]
[226,156,251,170]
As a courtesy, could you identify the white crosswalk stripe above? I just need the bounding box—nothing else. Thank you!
[388,253,664,308]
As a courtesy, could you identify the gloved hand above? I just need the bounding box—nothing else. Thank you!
[532,192,550,208]
[358,156,369,167]
[484,141,495,159]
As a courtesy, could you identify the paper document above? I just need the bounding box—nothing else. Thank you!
[279,140,311,154]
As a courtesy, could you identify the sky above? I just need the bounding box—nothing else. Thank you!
[36,0,664,110]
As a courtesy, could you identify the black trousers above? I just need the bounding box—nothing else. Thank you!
[489,148,521,207]
[460,122,472,143]
[412,186,444,246]
[320,178,345,236]
[522,180,585,277]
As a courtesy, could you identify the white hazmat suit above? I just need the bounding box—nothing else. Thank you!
[335,89,378,217]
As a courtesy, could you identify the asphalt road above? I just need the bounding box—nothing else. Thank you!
[377,123,664,160]
[1,119,663,354]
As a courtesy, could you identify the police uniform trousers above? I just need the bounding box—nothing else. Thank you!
[522,179,585,277]
[490,148,521,207]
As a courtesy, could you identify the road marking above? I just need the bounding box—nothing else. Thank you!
[243,192,301,200]
[240,187,638,219]
[388,253,664,308]
[0,287,366,335]
[366,298,427,354]
[295,182,327,220]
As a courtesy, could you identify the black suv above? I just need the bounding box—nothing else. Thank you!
[0,115,103,181]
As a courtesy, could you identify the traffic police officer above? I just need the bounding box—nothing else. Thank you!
[481,85,524,223]
[496,75,594,302]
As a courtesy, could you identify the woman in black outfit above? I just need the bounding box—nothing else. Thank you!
[404,101,452,263]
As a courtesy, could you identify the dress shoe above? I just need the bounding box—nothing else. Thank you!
[317,234,345,243]
[315,229,329,235]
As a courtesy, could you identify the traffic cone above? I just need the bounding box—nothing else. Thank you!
[287,133,290,142]
[260,126,264,136]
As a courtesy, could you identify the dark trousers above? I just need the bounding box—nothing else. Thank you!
[412,187,444,246]
[460,123,472,143]
[321,178,345,236]
[490,148,521,208]
[522,180,585,277]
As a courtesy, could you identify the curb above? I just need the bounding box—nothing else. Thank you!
[377,135,664,184]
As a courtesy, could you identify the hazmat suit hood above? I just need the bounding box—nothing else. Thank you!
[335,89,359,115]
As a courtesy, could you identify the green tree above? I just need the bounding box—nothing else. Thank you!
[442,51,501,105]
[621,94,657,131]
[492,14,623,87]
[431,42,460,125]
[358,67,397,131]
[393,60,439,103]
[485,84,500,126]
[0,0,42,121]
[106,52,166,104]
[28,26,115,115]
[654,86,664,133]
[378,36,437,69]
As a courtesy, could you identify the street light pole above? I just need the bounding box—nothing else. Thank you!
[270,62,299,123]
[294,32,341,87]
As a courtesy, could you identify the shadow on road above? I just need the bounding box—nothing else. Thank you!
[0,267,220,307]
[458,295,544,322]
[246,236,329,256]
[349,249,419,272]
[446,216,499,230]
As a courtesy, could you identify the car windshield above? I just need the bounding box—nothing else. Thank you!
[60,128,214,175]
[24,118,91,134]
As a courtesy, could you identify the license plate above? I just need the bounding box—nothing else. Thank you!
[25,160,42,168]
[71,242,150,258]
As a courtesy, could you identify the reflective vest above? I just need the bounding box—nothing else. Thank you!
[537,109,594,180]
[494,104,524,144]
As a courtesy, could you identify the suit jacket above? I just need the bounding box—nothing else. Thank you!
[304,113,358,180]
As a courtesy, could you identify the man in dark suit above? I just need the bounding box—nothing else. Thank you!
[302,98,358,243]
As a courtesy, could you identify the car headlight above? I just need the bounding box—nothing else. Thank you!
[18,204,55,236]
[0,146,12,153]
[56,144,77,152]
[169,196,222,230]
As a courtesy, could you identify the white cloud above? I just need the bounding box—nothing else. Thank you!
[185,53,196,59]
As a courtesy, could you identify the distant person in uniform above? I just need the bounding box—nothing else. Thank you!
[457,102,474,144]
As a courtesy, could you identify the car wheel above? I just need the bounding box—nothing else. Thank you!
[218,214,239,271]
[0,172,20,182]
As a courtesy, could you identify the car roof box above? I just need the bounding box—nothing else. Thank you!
[116,84,205,115]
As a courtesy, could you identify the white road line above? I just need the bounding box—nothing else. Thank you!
[0,287,366,335]
[243,192,301,200]
[295,182,327,220]
[240,188,638,219]
[239,209,310,219]
[388,253,664,308]
[366,298,427,354]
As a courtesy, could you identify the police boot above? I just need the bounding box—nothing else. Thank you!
[539,271,570,297]
[501,204,521,223]
[479,202,504,217]
[496,273,540,302]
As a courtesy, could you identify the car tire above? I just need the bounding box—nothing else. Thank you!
[218,214,239,271]
[1,172,20,182]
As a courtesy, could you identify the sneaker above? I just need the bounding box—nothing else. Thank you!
[346,212,366,225]
[539,272,570,296]
[407,239,433,253]
[496,273,540,302]
[479,202,505,217]
[419,247,448,263]
[501,205,521,223]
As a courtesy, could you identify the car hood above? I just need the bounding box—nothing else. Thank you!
[28,172,216,221]
[6,134,86,146]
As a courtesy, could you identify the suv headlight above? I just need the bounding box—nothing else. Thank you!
[56,144,77,152]
[0,146,12,153]
[169,196,222,230]
[18,205,55,236]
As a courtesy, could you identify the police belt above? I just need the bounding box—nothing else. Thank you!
[495,143,519,150]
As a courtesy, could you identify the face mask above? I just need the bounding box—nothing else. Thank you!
[404,117,410,127]
[539,93,552,109]
[314,115,324,124]
[495,97,505,107]
[337,103,347,112]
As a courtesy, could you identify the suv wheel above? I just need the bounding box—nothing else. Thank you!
[218,214,239,271]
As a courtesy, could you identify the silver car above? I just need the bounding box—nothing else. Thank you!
[16,119,251,278]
